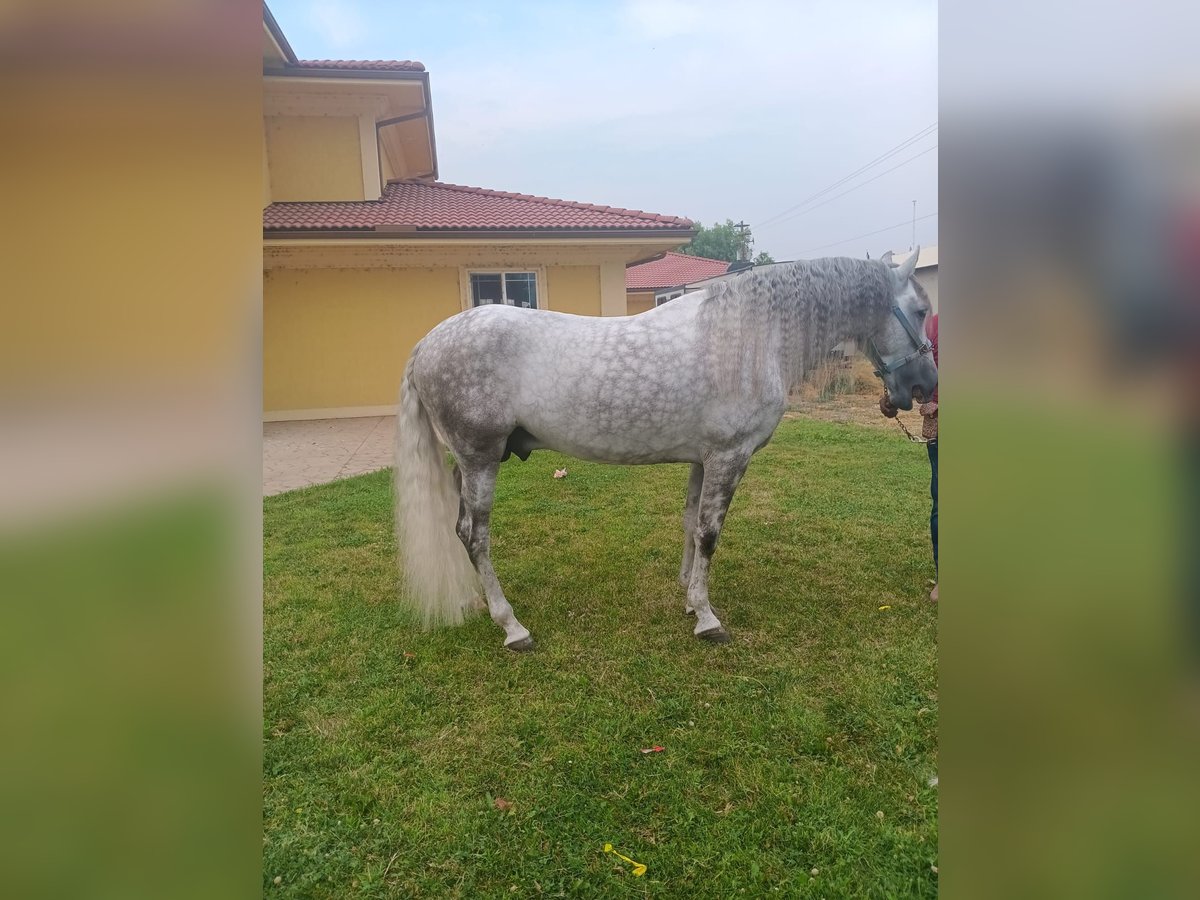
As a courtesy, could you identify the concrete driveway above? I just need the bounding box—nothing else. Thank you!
[263,416,395,495]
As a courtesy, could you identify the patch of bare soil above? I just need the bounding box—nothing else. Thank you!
[786,390,927,440]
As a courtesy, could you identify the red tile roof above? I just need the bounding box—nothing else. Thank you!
[625,251,731,290]
[264,181,694,233]
[293,59,426,72]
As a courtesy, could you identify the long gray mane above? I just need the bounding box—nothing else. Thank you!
[696,257,895,394]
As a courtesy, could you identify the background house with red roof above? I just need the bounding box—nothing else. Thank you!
[261,4,693,420]
[624,252,737,314]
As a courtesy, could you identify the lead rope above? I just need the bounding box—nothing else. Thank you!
[893,413,929,444]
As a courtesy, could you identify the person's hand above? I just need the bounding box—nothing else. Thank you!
[879,394,898,418]
[919,400,938,418]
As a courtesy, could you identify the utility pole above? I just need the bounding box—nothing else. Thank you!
[734,220,751,262]
[911,200,916,251]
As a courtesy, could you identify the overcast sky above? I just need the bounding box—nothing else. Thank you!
[270,0,938,261]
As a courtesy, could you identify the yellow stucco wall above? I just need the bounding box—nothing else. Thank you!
[264,115,364,202]
[546,266,601,317]
[264,267,460,411]
[626,291,656,315]
[264,261,606,413]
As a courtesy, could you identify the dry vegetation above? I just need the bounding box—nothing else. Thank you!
[788,356,926,438]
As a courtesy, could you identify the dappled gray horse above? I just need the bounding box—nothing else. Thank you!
[395,250,936,650]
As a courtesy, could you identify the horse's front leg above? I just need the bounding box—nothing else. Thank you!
[688,451,751,644]
[679,462,703,589]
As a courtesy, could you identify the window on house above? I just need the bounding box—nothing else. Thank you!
[655,290,684,307]
[470,272,539,309]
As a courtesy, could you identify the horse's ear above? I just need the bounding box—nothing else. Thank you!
[880,250,895,266]
[892,246,919,286]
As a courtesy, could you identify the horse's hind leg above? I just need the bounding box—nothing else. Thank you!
[688,452,751,644]
[455,459,534,651]
[679,462,703,590]
[451,462,485,613]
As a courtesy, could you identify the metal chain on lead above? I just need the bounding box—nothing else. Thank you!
[893,414,929,443]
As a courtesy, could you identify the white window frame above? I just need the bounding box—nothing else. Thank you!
[655,289,685,307]
[460,267,548,312]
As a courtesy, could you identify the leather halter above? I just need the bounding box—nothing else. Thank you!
[866,305,932,378]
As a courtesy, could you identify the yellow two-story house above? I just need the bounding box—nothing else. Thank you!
[262,5,694,420]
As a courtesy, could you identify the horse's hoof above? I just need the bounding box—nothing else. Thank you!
[505,635,535,652]
[697,626,732,644]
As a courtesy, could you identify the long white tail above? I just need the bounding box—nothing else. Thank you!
[394,358,480,627]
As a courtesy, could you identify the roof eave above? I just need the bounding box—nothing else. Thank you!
[422,76,439,181]
[263,4,298,65]
[264,228,696,241]
[262,65,429,82]
[626,252,667,270]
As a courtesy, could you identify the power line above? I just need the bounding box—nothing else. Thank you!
[759,144,938,230]
[772,122,937,220]
[756,122,937,229]
[795,212,938,257]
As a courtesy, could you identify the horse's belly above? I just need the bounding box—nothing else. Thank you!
[519,392,771,465]
[533,421,701,465]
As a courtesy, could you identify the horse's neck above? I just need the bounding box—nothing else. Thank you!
[701,273,880,397]
[771,291,867,391]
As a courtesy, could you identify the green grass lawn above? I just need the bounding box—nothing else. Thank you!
[264,417,938,898]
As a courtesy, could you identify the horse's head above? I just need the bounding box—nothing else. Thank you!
[865,247,938,411]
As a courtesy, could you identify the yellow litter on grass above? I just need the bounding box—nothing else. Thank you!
[878,605,891,610]
[603,843,646,876]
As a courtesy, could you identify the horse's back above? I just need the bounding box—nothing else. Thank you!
[416,302,695,373]
[410,305,616,434]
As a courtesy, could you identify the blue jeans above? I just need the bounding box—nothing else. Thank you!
[927,439,938,576]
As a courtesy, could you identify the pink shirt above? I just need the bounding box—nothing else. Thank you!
[921,313,939,439]
[926,313,938,402]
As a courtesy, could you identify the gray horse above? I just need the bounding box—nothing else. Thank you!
[395,250,935,650]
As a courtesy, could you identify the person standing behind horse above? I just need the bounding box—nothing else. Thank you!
[880,311,938,601]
